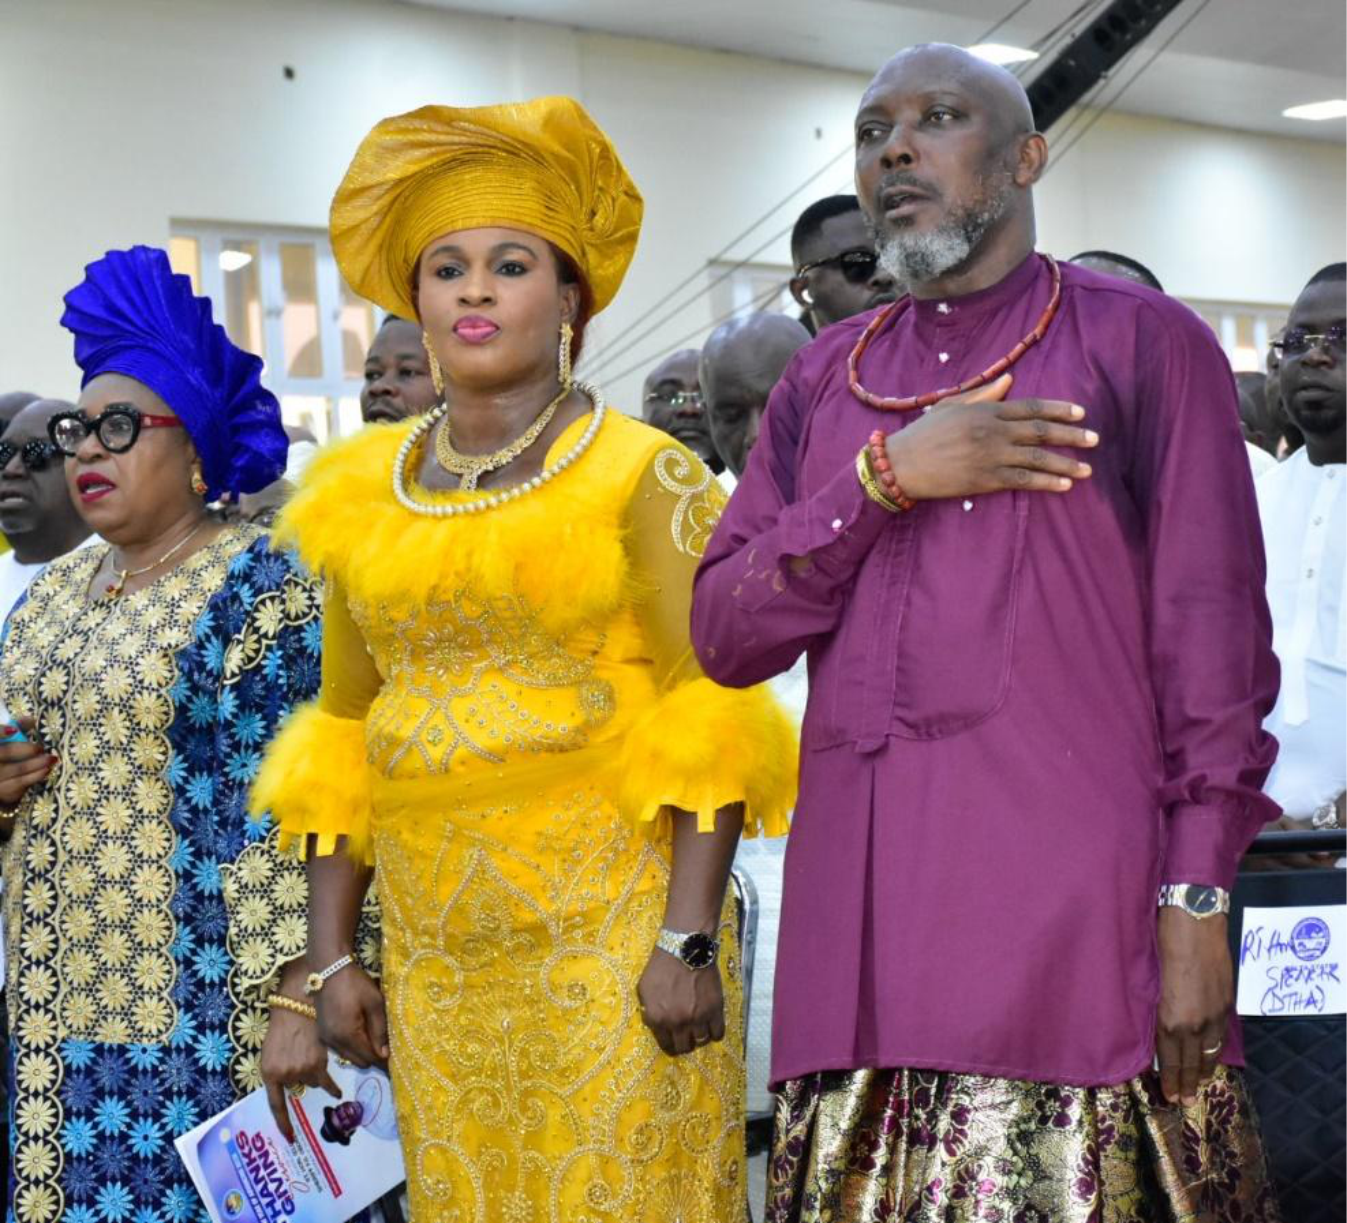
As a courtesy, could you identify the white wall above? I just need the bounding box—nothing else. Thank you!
[1,0,1342,414]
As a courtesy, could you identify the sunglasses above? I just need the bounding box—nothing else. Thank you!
[48,406,184,456]
[1273,324,1346,358]
[0,439,60,473]
[796,249,880,285]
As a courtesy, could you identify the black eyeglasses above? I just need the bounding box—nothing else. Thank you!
[0,439,59,473]
[1273,324,1346,358]
[796,249,880,285]
[48,406,184,457]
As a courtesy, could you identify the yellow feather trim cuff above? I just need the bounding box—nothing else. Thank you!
[249,703,375,865]
[617,677,797,839]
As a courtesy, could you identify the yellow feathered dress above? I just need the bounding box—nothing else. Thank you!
[252,408,796,1223]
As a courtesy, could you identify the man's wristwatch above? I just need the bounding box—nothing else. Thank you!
[1157,884,1230,919]
[1309,797,1341,824]
[655,927,720,970]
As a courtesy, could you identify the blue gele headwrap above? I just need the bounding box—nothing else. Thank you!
[60,246,288,500]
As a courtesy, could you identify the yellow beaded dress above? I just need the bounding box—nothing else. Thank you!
[252,408,796,1222]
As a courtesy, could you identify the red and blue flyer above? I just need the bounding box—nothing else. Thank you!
[175,1056,405,1223]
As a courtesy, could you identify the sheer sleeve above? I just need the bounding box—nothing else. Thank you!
[316,578,383,719]
[626,446,729,689]
[250,580,382,863]
[616,442,798,839]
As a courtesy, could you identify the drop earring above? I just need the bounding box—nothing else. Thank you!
[190,463,208,497]
[558,321,574,391]
[422,332,445,398]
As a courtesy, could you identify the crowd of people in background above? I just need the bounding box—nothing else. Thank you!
[0,38,1341,1223]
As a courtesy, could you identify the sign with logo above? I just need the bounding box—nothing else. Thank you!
[1236,904,1347,1018]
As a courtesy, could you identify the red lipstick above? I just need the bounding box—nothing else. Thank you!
[76,471,117,503]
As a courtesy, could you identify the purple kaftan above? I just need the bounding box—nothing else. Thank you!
[691,254,1280,1088]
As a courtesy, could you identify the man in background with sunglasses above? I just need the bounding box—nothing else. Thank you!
[1256,263,1346,842]
[0,397,94,627]
[789,194,899,335]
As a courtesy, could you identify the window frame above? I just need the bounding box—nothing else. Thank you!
[170,221,375,439]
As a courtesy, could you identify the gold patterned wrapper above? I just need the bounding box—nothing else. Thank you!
[766,1064,1280,1223]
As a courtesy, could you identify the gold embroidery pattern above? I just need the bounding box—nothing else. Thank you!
[0,528,257,1223]
[652,447,726,559]
[211,567,330,1092]
[222,571,320,684]
[351,591,615,776]
[223,828,382,1092]
[375,783,746,1222]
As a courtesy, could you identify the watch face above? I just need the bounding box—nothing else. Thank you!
[1184,885,1220,916]
[679,932,717,969]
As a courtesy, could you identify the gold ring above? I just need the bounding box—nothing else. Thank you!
[286,1084,306,1098]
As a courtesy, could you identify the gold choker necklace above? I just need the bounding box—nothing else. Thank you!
[433,384,569,491]
[393,382,606,518]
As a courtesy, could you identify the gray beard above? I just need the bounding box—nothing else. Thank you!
[875,172,1015,286]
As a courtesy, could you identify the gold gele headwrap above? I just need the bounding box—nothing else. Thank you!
[330,96,644,321]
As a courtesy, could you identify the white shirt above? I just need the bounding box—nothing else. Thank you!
[1246,441,1279,479]
[1257,451,1346,818]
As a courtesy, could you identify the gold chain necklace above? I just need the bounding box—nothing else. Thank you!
[433,384,568,491]
[104,521,208,598]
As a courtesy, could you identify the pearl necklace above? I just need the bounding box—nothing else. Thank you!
[392,382,607,517]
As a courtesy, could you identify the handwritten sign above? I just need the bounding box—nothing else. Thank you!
[1237,904,1346,1018]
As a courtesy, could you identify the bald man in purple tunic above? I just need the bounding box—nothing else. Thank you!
[692,45,1281,1221]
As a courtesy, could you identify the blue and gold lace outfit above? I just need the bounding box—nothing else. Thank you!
[0,525,349,1223]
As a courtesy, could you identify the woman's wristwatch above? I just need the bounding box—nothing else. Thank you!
[655,927,720,970]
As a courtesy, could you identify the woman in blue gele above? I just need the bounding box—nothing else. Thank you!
[0,247,357,1223]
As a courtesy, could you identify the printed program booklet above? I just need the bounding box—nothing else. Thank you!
[175,1056,405,1223]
